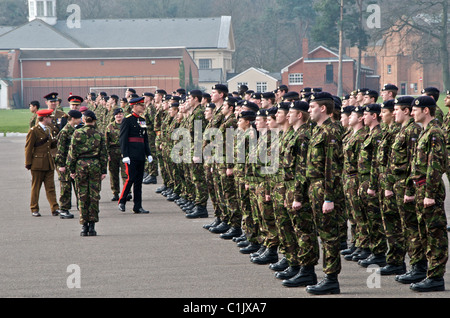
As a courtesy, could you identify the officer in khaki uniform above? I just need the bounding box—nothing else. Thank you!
[25,109,61,217]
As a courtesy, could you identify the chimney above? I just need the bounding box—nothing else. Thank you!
[302,38,309,60]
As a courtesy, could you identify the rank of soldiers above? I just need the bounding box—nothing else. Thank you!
[25,84,450,295]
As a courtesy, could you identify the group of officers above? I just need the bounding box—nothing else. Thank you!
[24,82,450,295]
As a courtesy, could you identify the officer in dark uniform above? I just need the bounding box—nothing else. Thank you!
[118,96,153,214]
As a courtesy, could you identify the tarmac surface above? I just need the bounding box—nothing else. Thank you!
[2,135,450,301]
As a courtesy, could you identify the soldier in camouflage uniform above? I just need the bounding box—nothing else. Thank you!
[222,111,256,240]
[244,109,277,258]
[29,101,40,128]
[184,90,209,218]
[421,87,444,125]
[143,92,158,184]
[154,90,170,194]
[278,100,320,287]
[67,110,107,236]
[441,90,450,186]
[105,108,128,201]
[204,84,228,233]
[211,96,239,235]
[402,96,448,292]
[55,108,84,219]
[379,96,425,277]
[304,92,342,295]
[341,106,368,259]
[360,100,400,268]
[353,104,385,266]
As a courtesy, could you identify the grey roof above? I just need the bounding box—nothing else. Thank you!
[52,16,233,50]
[0,19,82,49]
[19,47,187,60]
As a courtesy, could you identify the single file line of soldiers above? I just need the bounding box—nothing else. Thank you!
[25,84,450,295]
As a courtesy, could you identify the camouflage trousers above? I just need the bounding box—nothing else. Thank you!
[386,177,426,266]
[108,148,127,196]
[238,178,259,243]
[218,167,240,227]
[358,174,387,255]
[270,179,289,263]
[57,168,77,210]
[155,138,169,186]
[144,135,159,177]
[73,159,102,224]
[342,174,363,248]
[285,180,319,267]
[308,179,341,275]
[415,180,448,278]
[334,176,348,246]
[249,179,279,248]
[212,164,227,221]
[190,162,208,207]
[204,163,220,217]
[183,163,195,202]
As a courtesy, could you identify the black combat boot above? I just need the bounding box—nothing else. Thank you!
[203,217,221,230]
[88,221,97,236]
[410,277,445,292]
[395,260,427,284]
[305,273,340,295]
[80,222,89,237]
[274,265,300,280]
[282,265,317,287]
[251,246,278,265]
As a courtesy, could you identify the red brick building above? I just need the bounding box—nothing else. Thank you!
[281,38,377,96]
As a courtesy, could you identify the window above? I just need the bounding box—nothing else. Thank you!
[36,1,45,16]
[288,73,303,85]
[29,1,35,17]
[46,1,54,16]
[256,82,267,92]
[387,64,392,74]
[199,59,212,69]
[325,64,333,83]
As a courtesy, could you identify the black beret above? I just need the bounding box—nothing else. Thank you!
[364,103,381,114]
[446,90,450,95]
[282,91,300,101]
[357,88,369,94]
[127,88,136,93]
[278,102,291,111]
[301,87,312,93]
[381,99,396,110]
[252,92,262,99]
[290,100,309,112]
[176,88,186,94]
[267,107,278,116]
[170,95,181,102]
[170,102,179,108]
[238,111,256,121]
[353,106,365,114]
[310,92,334,102]
[156,89,167,95]
[277,85,288,91]
[83,110,97,120]
[256,109,268,117]
[333,96,342,110]
[212,84,229,94]
[225,96,238,106]
[412,96,436,108]
[422,87,440,95]
[143,92,154,97]
[162,94,172,101]
[110,94,119,100]
[68,110,82,119]
[365,89,379,99]
[262,92,275,99]
[100,92,107,97]
[113,108,124,116]
[395,96,415,106]
[382,84,398,91]
[243,101,259,112]
[341,106,355,114]
[205,103,216,109]
[313,88,322,92]
[188,90,203,98]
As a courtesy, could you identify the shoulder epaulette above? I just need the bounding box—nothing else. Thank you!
[126,114,133,118]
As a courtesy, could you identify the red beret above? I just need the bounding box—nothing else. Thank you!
[36,109,54,117]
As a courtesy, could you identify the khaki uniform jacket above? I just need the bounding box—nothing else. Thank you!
[25,124,56,171]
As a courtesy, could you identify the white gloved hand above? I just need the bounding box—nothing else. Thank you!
[148,155,153,163]
[122,157,131,164]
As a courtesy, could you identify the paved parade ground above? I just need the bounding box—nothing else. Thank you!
[2,135,450,302]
